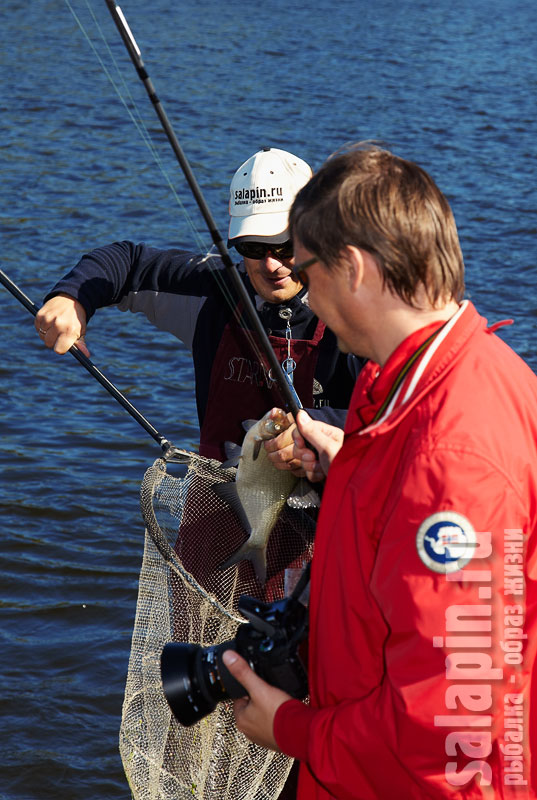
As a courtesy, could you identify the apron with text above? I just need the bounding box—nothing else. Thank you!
[199,310,326,460]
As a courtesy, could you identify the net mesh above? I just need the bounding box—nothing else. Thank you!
[119,452,315,800]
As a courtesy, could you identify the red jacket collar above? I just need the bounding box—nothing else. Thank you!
[346,301,485,436]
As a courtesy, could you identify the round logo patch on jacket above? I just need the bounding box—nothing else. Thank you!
[416,511,476,573]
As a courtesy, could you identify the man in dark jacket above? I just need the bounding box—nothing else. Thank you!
[35,147,358,464]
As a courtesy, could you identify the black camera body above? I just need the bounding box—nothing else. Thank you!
[161,592,309,727]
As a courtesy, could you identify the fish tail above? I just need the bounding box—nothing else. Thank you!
[219,543,267,585]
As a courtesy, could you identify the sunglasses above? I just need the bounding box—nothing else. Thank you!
[291,256,318,287]
[234,240,294,261]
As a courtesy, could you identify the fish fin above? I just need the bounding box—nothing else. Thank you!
[286,478,321,509]
[252,437,263,461]
[241,419,258,432]
[211,481,252,534]
[219,458,239,470]
[220,441,242,468]
[220,541,267,584]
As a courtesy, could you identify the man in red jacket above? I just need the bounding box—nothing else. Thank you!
[222,144,537,798]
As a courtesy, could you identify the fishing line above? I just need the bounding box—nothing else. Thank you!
[67,0,253,341]
[79,0,247,337]
[63,0,282,382]
[69,0,302,413]
[64,0,202,248]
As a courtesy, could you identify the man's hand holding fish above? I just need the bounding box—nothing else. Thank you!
[262,411,306,476]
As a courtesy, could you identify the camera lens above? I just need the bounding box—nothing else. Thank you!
[160,641,246,727]
[161,591,309,727]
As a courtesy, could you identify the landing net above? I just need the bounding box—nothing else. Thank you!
[119,452,316,800]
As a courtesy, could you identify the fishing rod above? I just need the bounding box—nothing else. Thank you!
[0,268,189,463]
[104,0,303,417]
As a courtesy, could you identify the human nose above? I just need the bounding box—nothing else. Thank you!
[264,252,289,271]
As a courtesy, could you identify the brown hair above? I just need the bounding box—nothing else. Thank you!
[290,143,465,306]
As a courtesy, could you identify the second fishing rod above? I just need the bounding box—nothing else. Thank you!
[0,268,191,462]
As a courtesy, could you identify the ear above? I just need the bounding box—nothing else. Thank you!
[343,245,365,292]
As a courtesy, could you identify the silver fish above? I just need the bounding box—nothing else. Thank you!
[214,407,318,584]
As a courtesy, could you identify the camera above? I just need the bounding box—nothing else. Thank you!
[160,590,309,727]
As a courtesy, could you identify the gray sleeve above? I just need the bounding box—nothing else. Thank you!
[116,289,207,351]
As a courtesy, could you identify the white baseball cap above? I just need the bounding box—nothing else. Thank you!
[228,147,312,241]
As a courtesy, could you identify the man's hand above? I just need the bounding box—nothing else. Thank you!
[264,412,305,476]
[222,650,292,750]
[35,294,90,357]
[292,410,344,480]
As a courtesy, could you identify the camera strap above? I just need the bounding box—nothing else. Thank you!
[291,562,311,601]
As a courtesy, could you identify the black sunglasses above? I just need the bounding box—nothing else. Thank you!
[291,256,318,286]
[234,240,294,261]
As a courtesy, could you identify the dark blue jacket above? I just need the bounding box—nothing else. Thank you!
[46,241,361,429]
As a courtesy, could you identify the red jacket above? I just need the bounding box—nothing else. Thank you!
[274,301,537,799]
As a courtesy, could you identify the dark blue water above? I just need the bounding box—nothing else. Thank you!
[1,0,536,797]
